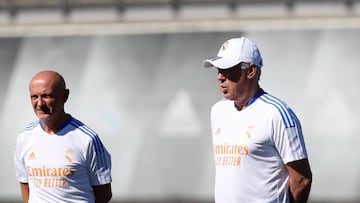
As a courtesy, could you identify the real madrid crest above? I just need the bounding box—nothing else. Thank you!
[221,41,230,51]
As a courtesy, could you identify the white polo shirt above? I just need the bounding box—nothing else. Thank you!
[211,90,308,203]
[14,116,112,203]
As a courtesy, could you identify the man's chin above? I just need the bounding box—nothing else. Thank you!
[223,93,234,100]
[36,113,51,121]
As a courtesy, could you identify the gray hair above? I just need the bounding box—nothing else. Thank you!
[240,63,261,81]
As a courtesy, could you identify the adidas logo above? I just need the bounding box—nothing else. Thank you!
[28,152,36,160]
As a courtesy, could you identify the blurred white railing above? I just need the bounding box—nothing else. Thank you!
[0,0,360,37]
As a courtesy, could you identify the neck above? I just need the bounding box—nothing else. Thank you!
[234,85,261,111]
[41,113,69,134]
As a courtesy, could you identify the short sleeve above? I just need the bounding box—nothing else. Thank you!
[87,137,112,186]
[14,134,29,183]
[272,107,308,164]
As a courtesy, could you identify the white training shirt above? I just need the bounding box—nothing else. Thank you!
[211,90,308,203]
[14,115,112,203]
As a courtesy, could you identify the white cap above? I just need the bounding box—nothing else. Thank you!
[203,37,263,69]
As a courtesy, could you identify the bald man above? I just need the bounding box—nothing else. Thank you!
[14,70,112,203]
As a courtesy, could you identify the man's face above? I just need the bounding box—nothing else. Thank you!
[29,78,66,123]
[217,65,246,100]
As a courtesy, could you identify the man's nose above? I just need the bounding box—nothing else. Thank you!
[36,97,45,105]
[217,72,226,81]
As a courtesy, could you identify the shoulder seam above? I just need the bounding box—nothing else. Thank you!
[259,94,295,128]
[22,120,40,132]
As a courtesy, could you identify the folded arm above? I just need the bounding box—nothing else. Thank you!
[286,158,312,203]
[93,183,112,203]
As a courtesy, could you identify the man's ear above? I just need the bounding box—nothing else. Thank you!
[64,89,69,103]
[247,64,257,79]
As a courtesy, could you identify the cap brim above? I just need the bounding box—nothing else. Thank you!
[203,60,215,68]
[203,57,240,69]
